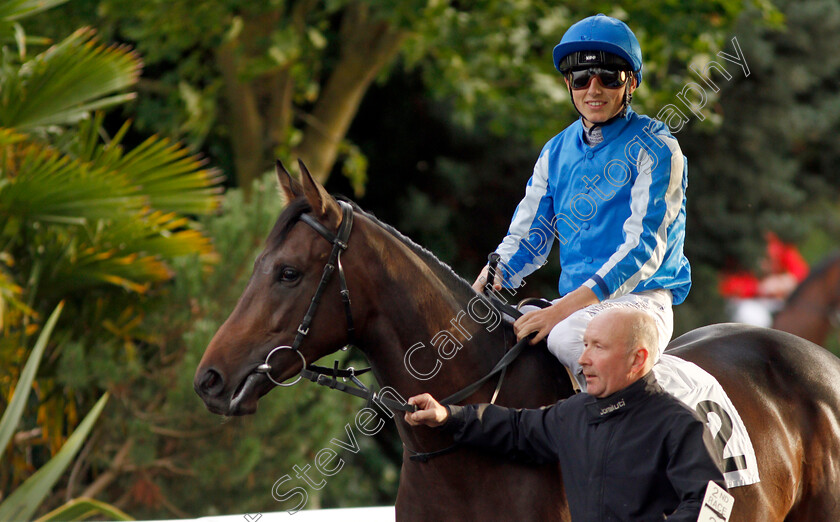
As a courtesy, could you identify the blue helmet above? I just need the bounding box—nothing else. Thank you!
[553,14,643,86]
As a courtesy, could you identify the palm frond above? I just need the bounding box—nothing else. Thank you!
[31,210,215,297]
[0,0,70,22]
[0,27,142,130]
[0,134,146,227]
[72,116,225,216]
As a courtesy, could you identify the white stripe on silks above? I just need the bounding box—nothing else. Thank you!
[592,150,653,290]
[611,135,684,298]
[592,135,683,299]
[496,151,553,284]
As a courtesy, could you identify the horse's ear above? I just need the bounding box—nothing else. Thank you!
[275,160,302,204]
[298,159,341,223]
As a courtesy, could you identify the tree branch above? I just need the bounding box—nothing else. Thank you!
[216,37,265,191]
[80,438,133,499]
[293,3,407,183]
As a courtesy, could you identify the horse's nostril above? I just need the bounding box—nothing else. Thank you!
[197,368,224,396]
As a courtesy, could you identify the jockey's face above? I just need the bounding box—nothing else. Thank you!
[566,73,636,128]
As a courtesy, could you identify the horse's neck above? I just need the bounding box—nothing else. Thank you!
[352,218,507,399]
[346,219,577,456]
[775,302,832,345]
[775,268,840,344]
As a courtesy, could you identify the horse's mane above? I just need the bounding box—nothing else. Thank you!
[351,202,480,299]
[786,250,840,303]
[267,196,479,302]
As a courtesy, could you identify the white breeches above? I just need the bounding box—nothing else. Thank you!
[523,290,674,391]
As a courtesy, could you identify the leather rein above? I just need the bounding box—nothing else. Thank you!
[254,202,530,461]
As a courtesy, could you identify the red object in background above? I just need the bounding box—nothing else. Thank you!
[719,232,809,299]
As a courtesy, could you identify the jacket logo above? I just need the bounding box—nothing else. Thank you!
[600,399,626,416]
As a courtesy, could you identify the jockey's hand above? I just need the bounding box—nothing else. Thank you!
[405,393,449,427]
[514,286,599,344]
[472,264,502,294]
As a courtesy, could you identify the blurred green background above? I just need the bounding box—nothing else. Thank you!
[2,0,839,518]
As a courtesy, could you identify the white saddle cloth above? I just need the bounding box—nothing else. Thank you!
[653,354,761,488]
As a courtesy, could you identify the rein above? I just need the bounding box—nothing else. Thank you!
[404,255,529,462]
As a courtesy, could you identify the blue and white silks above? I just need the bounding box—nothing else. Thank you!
[496,108,691,304]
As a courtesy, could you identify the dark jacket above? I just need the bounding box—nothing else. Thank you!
[444,372,726,521]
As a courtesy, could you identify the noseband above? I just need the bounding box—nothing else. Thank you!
[256,201,356,386]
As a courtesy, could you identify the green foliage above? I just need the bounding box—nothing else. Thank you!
[0,303,63,456]
[0,0,69,22]
[35,498,133,522]
[675,0,840,327]
[0,304,125,522]
[0,27,141,129]
[0,0,222,517]
[0,395,111,522]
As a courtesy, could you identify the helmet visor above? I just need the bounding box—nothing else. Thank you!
[558,50,631,73]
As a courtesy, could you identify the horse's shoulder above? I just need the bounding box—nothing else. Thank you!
[504,338,576,407]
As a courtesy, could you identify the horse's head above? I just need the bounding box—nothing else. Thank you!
[194,161,357,416]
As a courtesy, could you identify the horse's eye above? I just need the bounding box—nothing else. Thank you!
[279,267,300,283]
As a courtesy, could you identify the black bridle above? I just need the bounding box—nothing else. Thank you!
[254,201,412,413]
[254,202,537,461]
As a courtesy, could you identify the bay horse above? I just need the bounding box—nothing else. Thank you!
[195,162,840,521]
[773,251,840,346]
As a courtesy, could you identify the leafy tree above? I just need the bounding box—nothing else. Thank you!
[29,0,762,192]
[675,0,840,331]
[38,0,430,190]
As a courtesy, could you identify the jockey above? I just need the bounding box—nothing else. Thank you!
[719,231,809,327]
[473,14,691,391]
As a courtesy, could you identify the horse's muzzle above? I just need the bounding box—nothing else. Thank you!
[194,365,264,416]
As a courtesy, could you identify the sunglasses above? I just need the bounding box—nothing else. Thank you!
[566,68,629,90]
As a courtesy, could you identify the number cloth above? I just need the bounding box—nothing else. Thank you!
[444,372,726,521]
[653,354,761,488]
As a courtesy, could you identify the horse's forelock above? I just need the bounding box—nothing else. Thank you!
[267,197,312,247]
